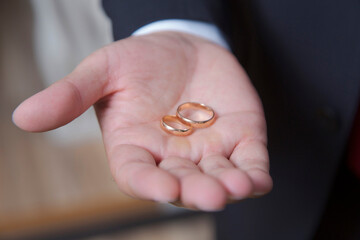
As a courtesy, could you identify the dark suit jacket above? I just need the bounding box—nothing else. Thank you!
[102,0,360,239]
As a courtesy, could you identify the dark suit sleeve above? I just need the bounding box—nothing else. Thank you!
[102,0,230,41]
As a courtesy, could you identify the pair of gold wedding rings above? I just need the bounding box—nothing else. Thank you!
[160,102,215,136]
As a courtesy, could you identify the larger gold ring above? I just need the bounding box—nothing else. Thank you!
[176,102,215,128]
[160,115,194,136]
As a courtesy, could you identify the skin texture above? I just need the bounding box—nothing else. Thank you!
[13,32,273,211]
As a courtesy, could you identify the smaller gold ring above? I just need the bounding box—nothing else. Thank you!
[160,115,193,136]
[176,102,215,128]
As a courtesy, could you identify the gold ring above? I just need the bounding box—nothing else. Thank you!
[160,115,194,136]
[176,102,215,128]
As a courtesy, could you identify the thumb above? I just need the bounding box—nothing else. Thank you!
[13,49,110,132]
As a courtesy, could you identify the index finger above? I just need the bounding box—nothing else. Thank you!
[109,144,180,202]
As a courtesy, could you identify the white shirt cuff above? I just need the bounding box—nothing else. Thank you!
[132,19,230,50]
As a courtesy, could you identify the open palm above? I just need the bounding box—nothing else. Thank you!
[13,32,272,211]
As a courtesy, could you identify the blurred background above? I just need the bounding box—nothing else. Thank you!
[0,0,214,239]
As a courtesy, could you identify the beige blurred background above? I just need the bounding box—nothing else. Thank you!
[0,0,214,239]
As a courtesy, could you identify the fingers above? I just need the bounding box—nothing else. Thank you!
[198,155,253,200]
[230,140,273,196]
[12,49,110,132]
[109,142,271,209]
[159,157,227,211]
[157,144,270,211]
[109,145,179,202]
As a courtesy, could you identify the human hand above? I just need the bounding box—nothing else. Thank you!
[13,32,272,211]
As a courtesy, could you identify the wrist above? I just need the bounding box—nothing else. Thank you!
[132,19,230,50]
